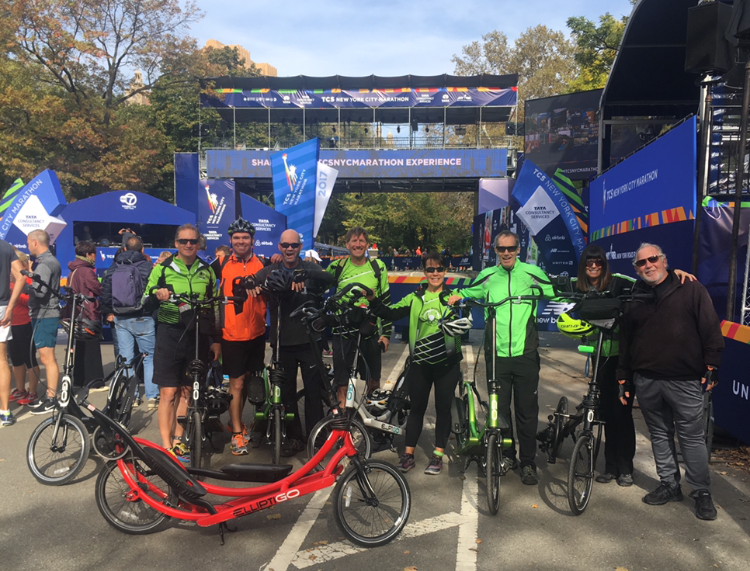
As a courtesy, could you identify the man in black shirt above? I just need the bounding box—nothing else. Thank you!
[617,243,723,521]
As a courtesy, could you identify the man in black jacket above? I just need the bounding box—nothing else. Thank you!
[617,243,723,520]
[248,229,335,455]
[101,237,156,408]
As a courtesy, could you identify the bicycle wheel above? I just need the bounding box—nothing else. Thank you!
[568,432,594,515]
[188,411,203,469]
[306,415,371,472]
[27,414,91,486]
[551,396,568,461]
[91,424,130,461]
[272,407,282,465]
[333,459,411,547]
[451,395,470,450]
[485,433,501,515]
[96,458,169,534]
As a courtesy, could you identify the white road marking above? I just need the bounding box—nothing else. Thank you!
[291,511,464,569]
[260,487,333,571]
[455,470,479,571]
[384,347,409,386]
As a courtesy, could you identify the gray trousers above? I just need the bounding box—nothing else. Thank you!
[633,374,710,492]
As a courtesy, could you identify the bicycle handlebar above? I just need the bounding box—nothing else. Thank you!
[455,284,545,310]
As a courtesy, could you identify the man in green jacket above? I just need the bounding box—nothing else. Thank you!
[146,224,220,461]
[450,230,554,485]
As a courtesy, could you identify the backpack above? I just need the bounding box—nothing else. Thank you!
[111,259,146,314]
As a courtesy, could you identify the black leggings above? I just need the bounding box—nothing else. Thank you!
[597,356,636,476]
[404,361,460,450]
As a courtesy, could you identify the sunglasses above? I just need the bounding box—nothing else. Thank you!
[495,246,518,253]
[585,258,603,268]
[634,254,663,268]
[279,242,301,249]
[424,266,446,273]
[176,238,199,245]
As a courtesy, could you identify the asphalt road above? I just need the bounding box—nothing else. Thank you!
[1,331,749,571]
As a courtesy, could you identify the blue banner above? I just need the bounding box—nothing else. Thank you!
[203,87,517,109]
[238,193,287,259]
[271,139,319,248]
[197,179,236,245]
[590,116,697,241]
[0,170,67,243]
[472,208,532,272]
[207,148,507,179]
[714,335,750,445]
[510,159,585,275]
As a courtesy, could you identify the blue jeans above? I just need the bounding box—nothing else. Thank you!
[115,316,157,400]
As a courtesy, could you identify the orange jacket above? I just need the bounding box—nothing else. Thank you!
[217,254,267,341]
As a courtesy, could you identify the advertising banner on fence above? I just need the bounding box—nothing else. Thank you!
[203,87,517,109]
[272,139,319,248]
[510,159,585,275]
[207,148,508,179]
[314,162,338,238]
[197,179,236,244]
[713,324,750,445]
[589,116,696,241]
[478,178,511,215]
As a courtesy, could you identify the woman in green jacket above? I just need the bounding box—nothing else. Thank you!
[367,252,470,475]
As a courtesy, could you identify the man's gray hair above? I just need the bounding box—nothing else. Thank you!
[28,229,50,246]
[494,230,520,248]
[632,242,665,266]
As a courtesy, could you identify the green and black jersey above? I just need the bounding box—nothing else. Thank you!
[144,255,218,325]
[326,257,392,339]
[457,260,554,358]
[370,287,461,365]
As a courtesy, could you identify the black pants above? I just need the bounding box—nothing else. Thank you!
[404,361,460,450]
[332,334,381,387]
[277,342,325,441]
[488,351,540,468]
[597,356,636,476]
[73,338,104,388]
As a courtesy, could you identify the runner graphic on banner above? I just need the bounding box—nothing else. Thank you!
[198,179,236,244]
[271,139,320,248]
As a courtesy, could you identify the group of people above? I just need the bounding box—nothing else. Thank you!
[0,220,723,523]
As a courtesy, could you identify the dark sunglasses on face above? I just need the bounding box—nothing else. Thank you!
[177,238,199,245]
[634,254,662,268]
[585,258,603,268]
[424,266,446,273]
[280,242,301,249]
[495,245,518,253]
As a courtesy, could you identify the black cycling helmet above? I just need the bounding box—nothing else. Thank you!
[265,269,292,292]
[227,217,256,236]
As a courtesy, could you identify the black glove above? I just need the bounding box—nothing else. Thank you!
[618,379,633,401]
[704,367,718,389]
[292,269,308,284]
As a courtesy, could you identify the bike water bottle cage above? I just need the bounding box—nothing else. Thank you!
[556,311,595,339]
[227,217,256,236]
[265,270,292,292]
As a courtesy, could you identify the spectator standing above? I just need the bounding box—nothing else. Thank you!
[0,241,27,426]
[26,229,62,416]
[67,240,104,388]
[101,236,157,408]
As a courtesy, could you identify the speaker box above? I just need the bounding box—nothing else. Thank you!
[685,1,733,75]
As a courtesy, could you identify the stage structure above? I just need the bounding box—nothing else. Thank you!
[195,74,519,195]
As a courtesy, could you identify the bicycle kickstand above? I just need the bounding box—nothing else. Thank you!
[218,521,238,545]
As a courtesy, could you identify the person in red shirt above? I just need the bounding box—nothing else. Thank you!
[211,218,268,456]
[8,250,40,406]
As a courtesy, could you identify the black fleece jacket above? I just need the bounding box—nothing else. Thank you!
[616,270,724,381]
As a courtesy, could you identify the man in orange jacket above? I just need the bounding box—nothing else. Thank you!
[212,218,268,455]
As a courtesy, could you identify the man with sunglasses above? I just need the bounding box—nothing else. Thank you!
[247,229,335,456]
[448,230,555,486]
[209,217,268,456]
[146,224,220,461]
[617,243,723,520]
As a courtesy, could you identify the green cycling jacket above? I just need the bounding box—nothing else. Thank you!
[144,255,218,325]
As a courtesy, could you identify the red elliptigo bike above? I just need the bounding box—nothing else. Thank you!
[88,398,410,546]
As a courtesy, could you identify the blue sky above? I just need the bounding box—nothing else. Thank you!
[190,0,635,77]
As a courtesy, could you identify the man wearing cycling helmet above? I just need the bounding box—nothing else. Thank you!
[449,230,554,486]
[367,251,466,475]
[210,217,268,456]
[247,229,335,456]
[146,224,220,460]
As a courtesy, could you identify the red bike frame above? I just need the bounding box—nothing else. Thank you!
[117,430,355,527]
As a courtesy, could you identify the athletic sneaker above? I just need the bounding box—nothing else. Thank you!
[396,453,415,473]
[521,465,539,485]
[28,396,56,415]
[424,455,443,475]
[147,398,159,410]
[17,392,37,406]
[170,442,190,464]
[225,422,248,439]
[643,483,683,505]
[691,489,717,520]
[0,411,15,427]
[231,433,248,456]
[9,389,27,402]
[322,350,333,357]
